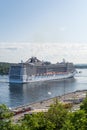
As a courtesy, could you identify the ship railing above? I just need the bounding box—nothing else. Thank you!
[27,71,73,80]
[32,72,67,77]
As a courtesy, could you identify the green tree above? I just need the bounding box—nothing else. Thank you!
[0,104,26,130]
[80,93,87,113]
[0,104,13,119]
[22,112,55,130]
[0,63,10,75]
[62,110,87,130]
[46,99,68,130]
[0,104,14,130]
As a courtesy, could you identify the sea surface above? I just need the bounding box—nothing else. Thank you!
[0,69,87,108]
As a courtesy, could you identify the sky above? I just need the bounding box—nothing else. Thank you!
[0,0,87,63]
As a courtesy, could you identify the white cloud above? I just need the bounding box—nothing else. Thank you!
[0,42,87,63]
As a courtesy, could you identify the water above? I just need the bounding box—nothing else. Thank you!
[0,69,87,108]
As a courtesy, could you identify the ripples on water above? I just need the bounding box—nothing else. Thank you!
[0,69,87,108]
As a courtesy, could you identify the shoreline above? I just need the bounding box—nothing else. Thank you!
[28,89,87,109]
[12,89,87,122]
[12,89,87,110]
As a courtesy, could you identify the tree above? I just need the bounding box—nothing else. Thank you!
[45,99,68,130]
[0,104,13,130]
[80,93,87,113]
[21,112,55,130]
[0,104,13,119]
[61,110,87,130]
[0,63,10,75]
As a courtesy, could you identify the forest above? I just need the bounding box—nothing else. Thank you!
[0,94,87,130]
[0,62,10,75]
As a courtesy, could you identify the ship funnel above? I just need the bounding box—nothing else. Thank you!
[63,58,65,63]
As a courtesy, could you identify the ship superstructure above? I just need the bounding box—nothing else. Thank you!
[9,57,76,83]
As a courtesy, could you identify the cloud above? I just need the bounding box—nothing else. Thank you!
[0,47,18,51]
[0,42,24,50]
[0,42,87,63]
[6,47,18,50]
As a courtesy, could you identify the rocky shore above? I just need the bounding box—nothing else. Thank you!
[29,90,87,109]
[12,90,87,122]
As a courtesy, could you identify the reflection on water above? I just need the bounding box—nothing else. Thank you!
[9,78,76,107]
[9,84,24,107]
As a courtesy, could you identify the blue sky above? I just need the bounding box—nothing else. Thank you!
[1,0,87,63]
[0,0,87,43]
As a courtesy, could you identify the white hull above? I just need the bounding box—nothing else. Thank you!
[9,72,76,84]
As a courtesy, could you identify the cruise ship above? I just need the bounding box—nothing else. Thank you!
[9,57,76,83]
